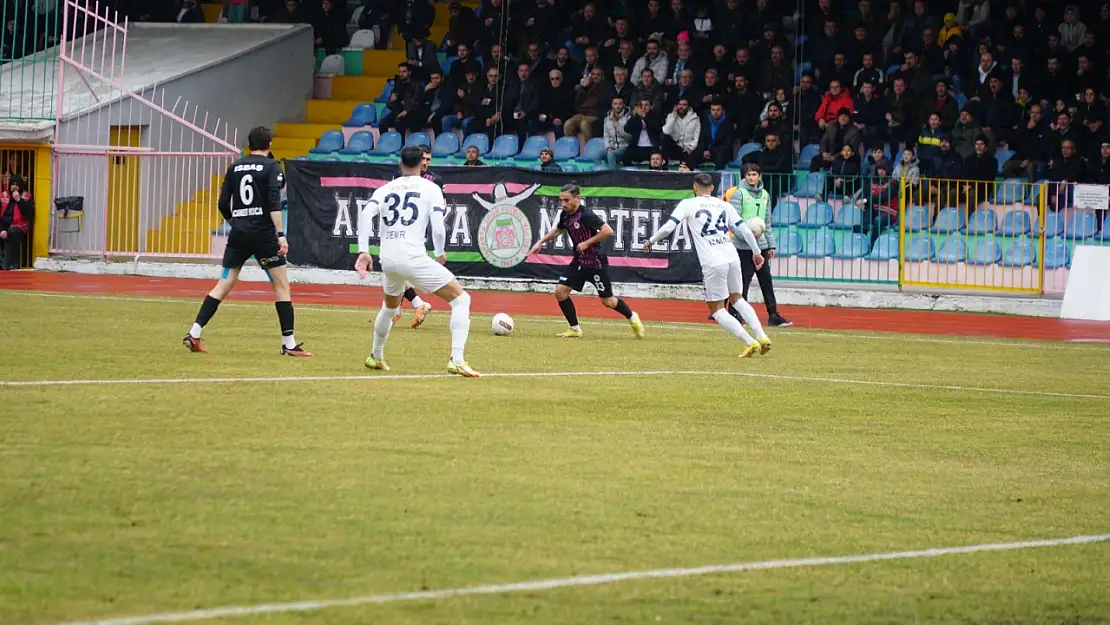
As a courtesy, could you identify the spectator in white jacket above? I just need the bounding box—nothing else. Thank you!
[603,95,632,169]
[631,38,669,87]
[660,96,702,169]
[1058,5,1087,52]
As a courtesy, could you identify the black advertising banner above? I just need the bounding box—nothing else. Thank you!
[285,161,718,284]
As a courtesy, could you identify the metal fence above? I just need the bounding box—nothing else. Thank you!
[0,2,61,120]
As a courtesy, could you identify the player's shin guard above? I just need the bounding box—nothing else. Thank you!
[190,295,222,338]
[613,297,634,320]
[557,297,579,328]
[372,304,398,360]
[448,291,471,363]
[730,299,768,340]
[712,308,756,345]
[275,301,297,349]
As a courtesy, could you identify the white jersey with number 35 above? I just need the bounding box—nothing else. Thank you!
[666,196,743,268]
[368,176,446,261]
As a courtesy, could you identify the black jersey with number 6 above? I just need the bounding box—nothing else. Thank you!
[218,154,284,236]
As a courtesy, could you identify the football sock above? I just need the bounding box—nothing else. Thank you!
[448,291,471,363]
[731,299,768,341]
[411,294,426,309]
[372,303,397,360]
[558,297,579,328]
[613,297,634,320]
[712,308,756,345]
[403,287,417,302]
[190,295,221,338]
[726,305,744,323]
[275,301,297,349]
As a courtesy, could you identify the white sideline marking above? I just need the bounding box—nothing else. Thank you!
[4,370,1109,400]
[5,289,1110,352]
[56,533,1110,625]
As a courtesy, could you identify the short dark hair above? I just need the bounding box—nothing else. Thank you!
[743,164,761,175]
[400,145,424,167]
[692,172,714,188]
[419,144,431,154]
[560,183,580,196]
[247,126,273,151]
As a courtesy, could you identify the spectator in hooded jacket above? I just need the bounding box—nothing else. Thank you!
[815,79,854,130]
[661,96,702,168]
[1059,5,1088,52]
[979,76,1017,147]
[603,96,632,169]
[0,182,33,270]
[631,38,669,87]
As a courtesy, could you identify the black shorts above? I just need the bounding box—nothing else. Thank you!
[558,262,613,298]
[222,230,286,271]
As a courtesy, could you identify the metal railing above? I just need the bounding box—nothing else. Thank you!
[0,2,62,120]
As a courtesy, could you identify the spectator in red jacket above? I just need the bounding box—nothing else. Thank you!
[815,80,854,130]
[0,182,33,270]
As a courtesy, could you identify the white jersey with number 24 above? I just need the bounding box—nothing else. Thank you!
[366,176,447,261]
[666,196,743,268]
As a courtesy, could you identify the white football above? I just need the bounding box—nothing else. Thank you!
[491,313,514,336]
[747,216,766,239]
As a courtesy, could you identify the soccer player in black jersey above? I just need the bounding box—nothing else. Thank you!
[528,184,645,339]
[389,145,439,328]
[182,126,311,356]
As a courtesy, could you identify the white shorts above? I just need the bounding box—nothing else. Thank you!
[702,261,744,302]
[379,254,455,297]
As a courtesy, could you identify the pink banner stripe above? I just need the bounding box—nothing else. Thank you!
[320,177,387,188]
[443,183,531,195]
[526,254,669,269]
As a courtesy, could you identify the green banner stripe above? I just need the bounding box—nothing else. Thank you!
[534,186,694,200]
[348,244,483,262]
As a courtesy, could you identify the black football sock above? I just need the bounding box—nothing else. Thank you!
[613,297,634,320]
[558,297,579,328]
[403,287,418,302]
[190,295,221,337]
[275,301,296,348]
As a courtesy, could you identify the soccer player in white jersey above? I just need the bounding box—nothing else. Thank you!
[354,146,480,377]
[643,172,773,357]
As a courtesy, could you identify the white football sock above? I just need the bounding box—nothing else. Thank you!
[712,308,756,345]
[189,323,203,339]
[448,291,471,363]
[730,299,768,341]
[372,304,398,360]
[411,294,426,309]
[282,334,297,349]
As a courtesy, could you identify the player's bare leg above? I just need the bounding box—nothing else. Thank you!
[267,265,311,357]
[183,267,240,352]
[433,279,480,377]
[601,295,645,339]
[729,293,771,354]
[554,285,582,338]
[707,299,760,357]
[368,291,403,371]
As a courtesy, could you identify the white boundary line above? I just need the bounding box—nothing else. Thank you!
[4,289,1110,352]
[55,533,1110,625]
[4,370,1108,400]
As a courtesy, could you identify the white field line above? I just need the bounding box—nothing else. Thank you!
[55,533,1110,625]
[4,289,1109,352]
[4,370,1109,400]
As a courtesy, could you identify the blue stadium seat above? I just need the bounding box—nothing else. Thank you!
[932,207,965,233]
[779,230,803,256]
[830,203,862,229]
[1041,239,1070,269]
[730,142,761,167]
[553,136,579,161]
[405,131,431,148]
[337,130,373,154]
[869,233,900,260]
[485,134,520,160]
[935,237,967,263]
[1064,211,1099,239]
[905,234,935,261]
[833,232,870,258]
[1000,210,1032,236]
[441,56,457,74]
[460,133,490,155]
[342,103,377,127]
[799,230,835,258]
[969,237,1003,265]
[996,178,1028,205]
[370,131,403,155]
[517,135,550,162]
[1104,214,1110,239]
[577,137,606,163]
[431,132,459,157]
[965,208,997,235]
[799,202,833,228]
[904,205,931,231]
[1044,211,1064,237]
[994,149,1015,174]
[373,81,394,104]
[323,155,342,162]
[794,172,824,198]
[770,200,801,226]
[797,144,821,170]
[1001,237,1035,267]
[309,130,345,154]
[955,92,969,110]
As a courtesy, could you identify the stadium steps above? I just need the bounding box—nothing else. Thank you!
[271,136,318,153]
[201,3,222,22]
[331,75,390,100]
[145,195,224,255]
[305,99,364,124]
[274,122,341,139]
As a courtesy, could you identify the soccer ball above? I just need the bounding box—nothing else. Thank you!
[491,313,514,336]
[747,216,766,239]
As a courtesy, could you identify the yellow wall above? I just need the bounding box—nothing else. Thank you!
[106,127,142,253]
[33,145,50,260]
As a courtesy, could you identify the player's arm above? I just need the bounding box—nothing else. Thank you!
[267,164,287,253]
[527,225,565,256]
[355,192,383,277]
[217,172,233,222]
[576,211,613,252]
[643,205,685,251]
[430,188,448,264]
[727,206,765,268]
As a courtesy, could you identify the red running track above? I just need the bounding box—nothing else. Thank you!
[2,271,1110,342]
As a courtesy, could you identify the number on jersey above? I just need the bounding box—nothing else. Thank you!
[382,191,422,227]
[238,174,254,206]
[695,209,729,236]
